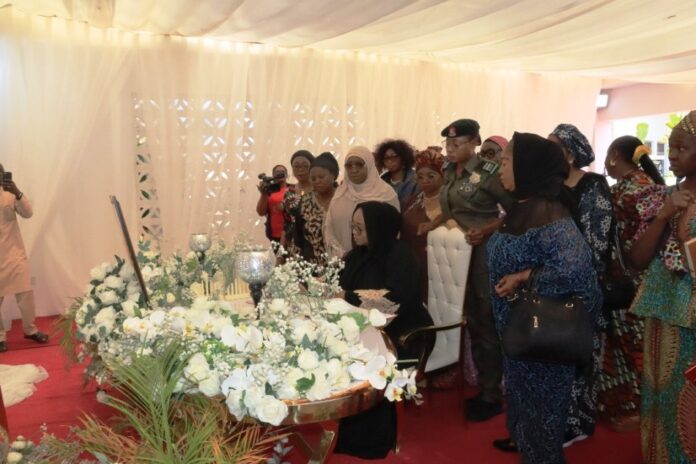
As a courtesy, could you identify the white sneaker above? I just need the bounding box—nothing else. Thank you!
[563,434,588,448]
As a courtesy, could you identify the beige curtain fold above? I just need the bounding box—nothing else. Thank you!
[0,7,601,319]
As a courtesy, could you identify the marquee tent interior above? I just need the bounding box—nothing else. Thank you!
[0,0,695,320]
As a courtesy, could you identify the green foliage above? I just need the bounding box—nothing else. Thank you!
[32,341,283,463]
[636,122,649,142]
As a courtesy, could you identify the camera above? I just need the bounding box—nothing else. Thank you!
[2,171,11,186]
[258,172,285,194]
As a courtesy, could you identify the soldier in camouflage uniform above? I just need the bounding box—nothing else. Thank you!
[439,119,514,421]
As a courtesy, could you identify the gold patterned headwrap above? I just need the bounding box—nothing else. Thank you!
[677,110,696,136]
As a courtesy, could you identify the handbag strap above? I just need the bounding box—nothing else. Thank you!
[613,225,629,275]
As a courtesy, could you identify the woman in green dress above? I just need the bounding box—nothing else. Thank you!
[630,110,696,464]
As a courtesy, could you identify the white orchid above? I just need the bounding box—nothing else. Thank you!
[349,355,391,389]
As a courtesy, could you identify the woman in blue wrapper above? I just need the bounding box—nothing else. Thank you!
[487,132,601,464]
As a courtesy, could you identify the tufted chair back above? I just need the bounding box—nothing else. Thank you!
[425,226,472,372]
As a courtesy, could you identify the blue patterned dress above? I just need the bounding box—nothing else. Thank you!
[488,217,601,464]
[566,172,613,439]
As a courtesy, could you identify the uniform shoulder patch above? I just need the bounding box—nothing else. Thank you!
[481,161,499,174]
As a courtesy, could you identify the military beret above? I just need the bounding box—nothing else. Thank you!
[441,119,480,138]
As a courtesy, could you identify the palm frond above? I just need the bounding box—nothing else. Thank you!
[55,297,81,365]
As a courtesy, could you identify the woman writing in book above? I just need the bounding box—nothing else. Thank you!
[630,110,696,464]
[599,136,665,431]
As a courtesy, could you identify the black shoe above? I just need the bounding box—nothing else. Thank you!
[24,332,48,343]
[0,341,7,352]
[492,438,518,453]
[465,397,502,422]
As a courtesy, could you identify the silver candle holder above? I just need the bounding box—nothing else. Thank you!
[235,247,275,318]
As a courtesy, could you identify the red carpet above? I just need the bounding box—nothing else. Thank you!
[1,317,642,463]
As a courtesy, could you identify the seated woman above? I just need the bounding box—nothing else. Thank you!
[401,147,445,303]
[324,146,399,258]
[334,201,434,459]
[293,152,339,265]
[488,132,601,463]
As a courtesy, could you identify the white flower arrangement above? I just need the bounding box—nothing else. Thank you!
[64,241,419,427]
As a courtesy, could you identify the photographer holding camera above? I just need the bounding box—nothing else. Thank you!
[256,164,289,243]
[0,164,48,352]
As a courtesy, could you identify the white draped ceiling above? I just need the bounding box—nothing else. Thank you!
[1,1,663,320]
[3,0,696,83]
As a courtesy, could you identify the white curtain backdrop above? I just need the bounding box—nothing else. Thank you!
[0,7,601,318]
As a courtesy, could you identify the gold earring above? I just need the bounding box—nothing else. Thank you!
[609,159,616,167]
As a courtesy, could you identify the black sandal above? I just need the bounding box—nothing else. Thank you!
[492,438,519,453]
[24,332,49,343]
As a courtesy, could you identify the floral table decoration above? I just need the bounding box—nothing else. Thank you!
[59,240,420,429]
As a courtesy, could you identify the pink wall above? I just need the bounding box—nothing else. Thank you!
[597,83,696,122]
[593,83,696,173]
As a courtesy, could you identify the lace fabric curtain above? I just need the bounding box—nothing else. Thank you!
[0,7,601,317]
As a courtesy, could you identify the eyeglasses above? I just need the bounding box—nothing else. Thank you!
[480,148,501,160]
[383,153,400,161]
[350,222,365,233]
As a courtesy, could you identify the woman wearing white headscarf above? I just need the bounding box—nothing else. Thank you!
[324,146,400,258]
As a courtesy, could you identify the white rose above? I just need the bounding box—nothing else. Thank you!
[220,325,246,351]
[255,395,289,426]
[94,306,117,333]
[141,265,155,282]
[119,263,135,280]
[104,275,124,290]
[98,290,119,306]
[127,293,140,303]
[10,439,26,450]
[268,298,290,315]
[90,263,108,281]
[337,316,360,342]
[225,389,246,420]
[325,336,349,357]
[148,310,166,325]
[285,367,305,387]
[245,325,264,352]
[243,387,266,412]
[6,451,23,463]
[297,349,319,371]
[183,353,210,382]
[324,298,352,314]
[291,320,317,344]
[221,368,255,393]
[368,309,387,327]
[121,300,138,317]
[127,281,141,295]
[307,377,332,401]
[198,375,221,397]
[166,293,176,304]
[276,383,299,400]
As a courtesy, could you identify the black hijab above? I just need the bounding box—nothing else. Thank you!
[511,132,569,200]
[502,132,573,235]
[340,201,401,286]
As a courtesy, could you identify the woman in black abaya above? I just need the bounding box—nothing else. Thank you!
[334,201,434,459]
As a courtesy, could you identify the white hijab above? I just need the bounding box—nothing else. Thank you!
[324,146,400,257]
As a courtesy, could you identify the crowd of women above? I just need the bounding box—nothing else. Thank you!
[255,111,696,464]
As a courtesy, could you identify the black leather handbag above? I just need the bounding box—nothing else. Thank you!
[600,227,636,310]
[501,271,594,366]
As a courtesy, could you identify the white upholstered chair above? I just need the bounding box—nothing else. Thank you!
[397,226,472,378]
[424,226,472,372]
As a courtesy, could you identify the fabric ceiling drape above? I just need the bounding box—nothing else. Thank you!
[0,7,601,318]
